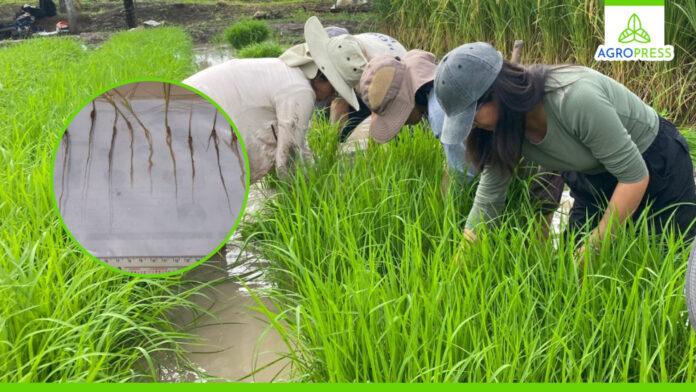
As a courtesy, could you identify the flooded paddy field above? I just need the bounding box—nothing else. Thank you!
[159,250,289,382]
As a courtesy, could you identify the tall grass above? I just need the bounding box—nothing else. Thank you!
[0,28,208,381]
[680,128,696,167]
[242,119,696,382]
[373,0,696,126]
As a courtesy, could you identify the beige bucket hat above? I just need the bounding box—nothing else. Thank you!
[279,42,320,79]
[278,25,349,80]
[304,16,365,110]
[359,50,437,143]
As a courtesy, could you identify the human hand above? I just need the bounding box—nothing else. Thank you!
[573,238,599,289]
[463,228,477,243]
[454,229,477,266]
[574,245,587,288]
[440,169,450,196]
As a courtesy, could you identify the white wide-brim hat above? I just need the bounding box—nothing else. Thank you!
[304,16,365,110]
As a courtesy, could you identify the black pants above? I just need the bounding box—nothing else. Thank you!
[562,116,696,240]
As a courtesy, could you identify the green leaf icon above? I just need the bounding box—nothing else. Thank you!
[634,28,651,43]
[618,13,651,44]
[628,13,641,31]
[618,28,633,43]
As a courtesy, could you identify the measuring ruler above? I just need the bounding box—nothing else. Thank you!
[101,256,205,274]
[688,239,696,333]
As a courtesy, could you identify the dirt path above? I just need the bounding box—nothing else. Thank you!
[1,1,374,46]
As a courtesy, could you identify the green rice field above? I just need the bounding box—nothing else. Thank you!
[242,120,696,382]
[235,1,696,380]
[2,0,696,382]
[0,28,213,382]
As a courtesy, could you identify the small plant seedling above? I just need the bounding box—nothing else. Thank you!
[224,19,270,49]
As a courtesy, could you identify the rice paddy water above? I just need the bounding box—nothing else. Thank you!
[193,45,235,70]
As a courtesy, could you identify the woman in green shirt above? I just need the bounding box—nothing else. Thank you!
[435,42,696,248]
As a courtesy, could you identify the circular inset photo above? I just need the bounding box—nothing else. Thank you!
[52,80,249,276]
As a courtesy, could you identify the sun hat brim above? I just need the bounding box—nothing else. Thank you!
[304,16,361,110]
[369,80,415,143]
[440,102,476,145]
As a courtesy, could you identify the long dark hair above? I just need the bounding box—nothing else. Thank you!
[415,81,434,107]
[466,61,557,175]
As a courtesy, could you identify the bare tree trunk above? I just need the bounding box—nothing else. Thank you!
[65,0,79,34]
[123,0,137,29]
[59,0,66,14]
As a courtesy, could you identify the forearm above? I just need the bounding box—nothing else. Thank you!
[463,166,510,237]
[330,98,350,128]
[274,95,314,176]
[591,175,649,244]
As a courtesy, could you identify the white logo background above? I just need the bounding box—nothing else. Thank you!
[605,6,665,46]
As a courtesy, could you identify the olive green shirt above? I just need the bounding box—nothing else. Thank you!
[466,66,659,230]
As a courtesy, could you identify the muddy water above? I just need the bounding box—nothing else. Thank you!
[194,45,234,70]
[168,255,290,382]
[153,184,287,382]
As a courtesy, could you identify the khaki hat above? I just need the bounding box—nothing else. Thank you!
[324,25,349,37]
[279,42,320,79]
[278,25,350,79]
[304,16,365,110]
[359,50,437,143]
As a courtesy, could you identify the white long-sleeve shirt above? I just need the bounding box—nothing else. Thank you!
[183,58,315,184]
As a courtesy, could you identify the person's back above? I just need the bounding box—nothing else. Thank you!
[183,58,316,183]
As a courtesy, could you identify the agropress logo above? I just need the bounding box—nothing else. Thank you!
[618,13,651,43]
[595,0,674,61]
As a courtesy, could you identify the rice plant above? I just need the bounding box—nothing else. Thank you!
[680,129,696,167]
[237,42,284,58]
[224,19,271,49]
[242,119,696,382]
[372,0,696,126]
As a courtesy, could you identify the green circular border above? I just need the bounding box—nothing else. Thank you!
[687,236,696,333]
[49,77,252,278]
